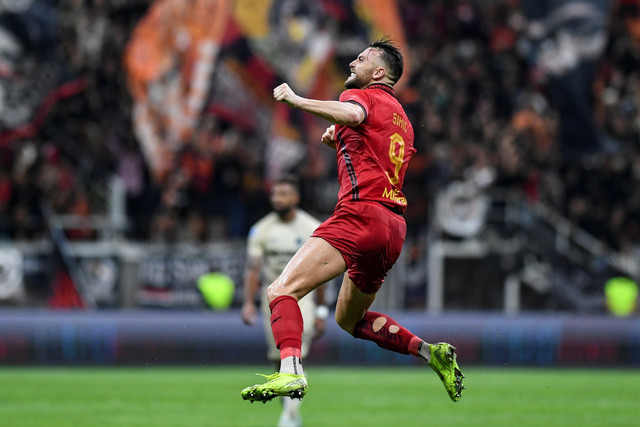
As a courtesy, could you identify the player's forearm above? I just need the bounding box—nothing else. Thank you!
[242,269,261,304]
[292,97,364,126]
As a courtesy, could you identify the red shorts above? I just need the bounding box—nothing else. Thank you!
[311,200,406,294]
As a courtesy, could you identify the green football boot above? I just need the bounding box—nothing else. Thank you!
[241,372,307,403]
[429,342,465,402]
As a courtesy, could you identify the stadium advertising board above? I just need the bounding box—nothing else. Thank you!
[0,312,639,367]
[135,244,245,308]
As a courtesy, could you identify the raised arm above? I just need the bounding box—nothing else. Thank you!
[273,83,365,126]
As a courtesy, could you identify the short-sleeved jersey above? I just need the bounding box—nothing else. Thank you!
[334,83,415,212]
[247,209,321,285]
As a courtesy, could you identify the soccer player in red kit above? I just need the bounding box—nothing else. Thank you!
[242,38,464,405]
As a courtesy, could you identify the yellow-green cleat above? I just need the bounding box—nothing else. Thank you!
[241,372,307,403]
[429,342,465,402]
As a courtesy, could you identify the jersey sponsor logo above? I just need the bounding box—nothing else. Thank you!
[265,250,298,272]
[264,250,298,258]
[382,187,407,205]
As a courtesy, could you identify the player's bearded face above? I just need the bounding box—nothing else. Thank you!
[271,184,298,218]
[345,70,369,89]
[345,48,378,89]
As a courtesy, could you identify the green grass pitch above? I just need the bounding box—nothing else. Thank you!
[1,366,638,426]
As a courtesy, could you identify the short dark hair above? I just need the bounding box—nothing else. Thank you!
[274,174,300,193]
[370,36,404,85]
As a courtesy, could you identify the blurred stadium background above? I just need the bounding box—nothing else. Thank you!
[0,0,639,425]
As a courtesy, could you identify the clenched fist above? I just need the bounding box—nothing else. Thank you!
[273,83,299,107]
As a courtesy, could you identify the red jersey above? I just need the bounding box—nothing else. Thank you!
[334,83,415,213]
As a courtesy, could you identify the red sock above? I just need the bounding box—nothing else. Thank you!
[353,311,423,356]
[269,295,303,359]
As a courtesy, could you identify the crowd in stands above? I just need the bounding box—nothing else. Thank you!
[0,0,638,279]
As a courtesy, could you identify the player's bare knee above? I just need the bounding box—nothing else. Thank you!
[265,284,281,303]
[266,282,299,303]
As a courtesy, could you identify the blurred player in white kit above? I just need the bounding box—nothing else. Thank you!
[242,175,327,427]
